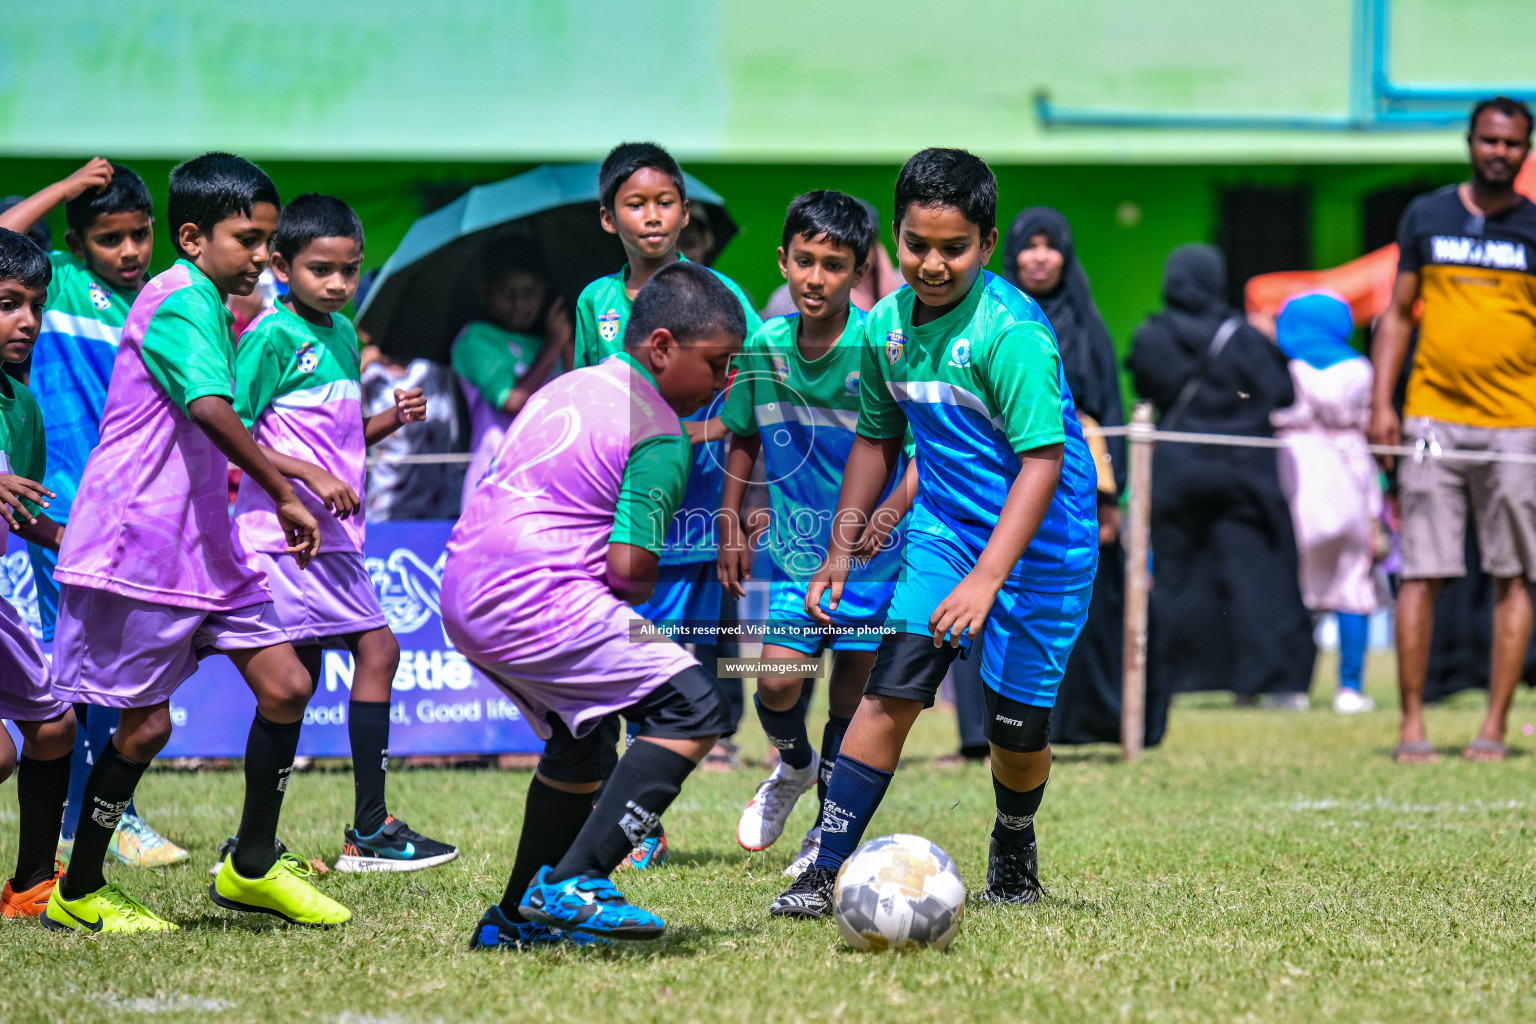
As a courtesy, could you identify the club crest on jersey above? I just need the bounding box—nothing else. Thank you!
[598,309,622,342]
[297,343,319,374]
[87,281,113,312]
[885,329,905,366]
[948,338,971,369]
[844,370,860,395]
[772,355,791,383]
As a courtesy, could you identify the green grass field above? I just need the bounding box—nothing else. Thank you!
[4,656,1535,1024]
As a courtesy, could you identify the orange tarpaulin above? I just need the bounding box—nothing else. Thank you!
[1245,160,1536,325]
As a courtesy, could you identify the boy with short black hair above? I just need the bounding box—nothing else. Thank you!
[446,261,746,947]
[44,152,352,933]
[0,228,78,921]
[226,192,457,872]
[573,144,761,859]
[718,191,907,875]
[769,148,1099,917]
[0,160,187,868]
[452,244,570,508]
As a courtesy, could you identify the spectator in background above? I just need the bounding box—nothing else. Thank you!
[357,274,463,519]
[1368,96,1536,763]
[1128,244,1315,706]
[1272,291,1383,714]
[451,248,571,509]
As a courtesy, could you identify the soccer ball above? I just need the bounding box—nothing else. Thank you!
[833,834,965,952]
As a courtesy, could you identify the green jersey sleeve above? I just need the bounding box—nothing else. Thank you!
[573,288,601,369]
[46,250,78,307]
[141,288,235,415]
[233,326,283,430]
[719,335,765,437]
[856,320,906,439]
[452,323,540,410]
[609,428,691,553]
[8,385,48,517]
[983,321,1068,454]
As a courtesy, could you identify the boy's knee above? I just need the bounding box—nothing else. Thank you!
[259,663,318,723]
[21,711,77,761]
[359,628,401,672]
[0,736,15,785]
[756,676,803,709]
[982,691,1052,753]
[118,706,175,760]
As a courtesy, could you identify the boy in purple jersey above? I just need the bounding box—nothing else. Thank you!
[44,154,352,934]
[446,262,745,947]
[0,230,77,921]
[228,193,457,873]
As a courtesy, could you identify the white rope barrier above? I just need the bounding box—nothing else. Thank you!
[367,424,1529,467]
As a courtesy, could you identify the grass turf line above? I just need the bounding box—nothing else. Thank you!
[1,654,1534,1024]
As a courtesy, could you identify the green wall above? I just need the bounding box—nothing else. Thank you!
[0,156,1461,354]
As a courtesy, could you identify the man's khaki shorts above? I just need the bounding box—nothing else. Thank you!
[1399,416,1536,581]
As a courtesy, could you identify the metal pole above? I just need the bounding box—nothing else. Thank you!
[1121,402,1154,762]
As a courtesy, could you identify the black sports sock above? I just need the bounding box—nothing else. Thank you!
[499,776,594,921]
[817,715,851,815]
[348,700,391,834]
[754,694,813,770]
[232,714,302,879]
[992,776,1046,848]
[550,741,696,880]
[60,744,148,900]
[13,752,71,891]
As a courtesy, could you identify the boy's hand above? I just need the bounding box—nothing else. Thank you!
[805,556,853,626]
[301,466,360,520]
[61,158,114,200]
[394,387,427,424]
[929,571,1002,648]
[852,505,902,560]
[0,474,53,529]
[277,496,322,568]
[545,297,574,349]
[716,511,752,600]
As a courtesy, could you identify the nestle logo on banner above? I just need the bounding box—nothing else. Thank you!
[1431,235,1529,270]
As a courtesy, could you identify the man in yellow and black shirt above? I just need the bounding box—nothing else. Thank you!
[1370,95,1535,765]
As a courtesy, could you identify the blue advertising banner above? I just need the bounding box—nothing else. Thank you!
[1,521,543,758]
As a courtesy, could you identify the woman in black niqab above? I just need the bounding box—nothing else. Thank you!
[1127,244,1315,700]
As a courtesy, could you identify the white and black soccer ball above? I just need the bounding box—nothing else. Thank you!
[833,833,965,952]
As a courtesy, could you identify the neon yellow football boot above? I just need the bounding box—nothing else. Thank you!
[42,882,179,934]
[211,852,352,927]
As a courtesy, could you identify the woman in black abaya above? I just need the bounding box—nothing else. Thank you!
[1127,244,1315,700]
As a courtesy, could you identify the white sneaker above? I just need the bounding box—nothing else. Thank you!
[783,826,822,878]
[736,752,818,851]
[1332,689,1376,714]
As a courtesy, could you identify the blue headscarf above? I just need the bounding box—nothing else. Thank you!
[1276,290,1359,370]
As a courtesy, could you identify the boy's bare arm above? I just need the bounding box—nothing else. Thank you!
[14,513,64,552]
[853,456,918,559]
[0,158,114,235]
[805,434,904,624]
[684,417,729,445]
[606,542,660,606]
[188,395,321,563]
[717,432,761,598]
[929,443,1063,647]
[364,386,426,446]
[500,340,565,417]
[257,445,359,520]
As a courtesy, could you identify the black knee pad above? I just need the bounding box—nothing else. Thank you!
[537,713,620,785]
[982,688,1053,753]
[627,665,732,740]
[862,633,963,709]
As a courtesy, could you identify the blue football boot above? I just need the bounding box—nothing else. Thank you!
[469,904,606,950]
[518,866,666,939]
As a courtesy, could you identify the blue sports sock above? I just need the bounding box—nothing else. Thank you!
[813,754,892,871]
[62,705,132,840]
[755,694,813,770]
[1336,612,1368,692]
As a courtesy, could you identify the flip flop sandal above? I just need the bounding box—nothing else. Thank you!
[1463,737,1508,761]
[1392,741,1438,763]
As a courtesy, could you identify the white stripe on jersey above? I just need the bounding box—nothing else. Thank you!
[753,402,859,432]
[886,380,1007,432]
[270,378,362,410]
[40,310,122,347]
